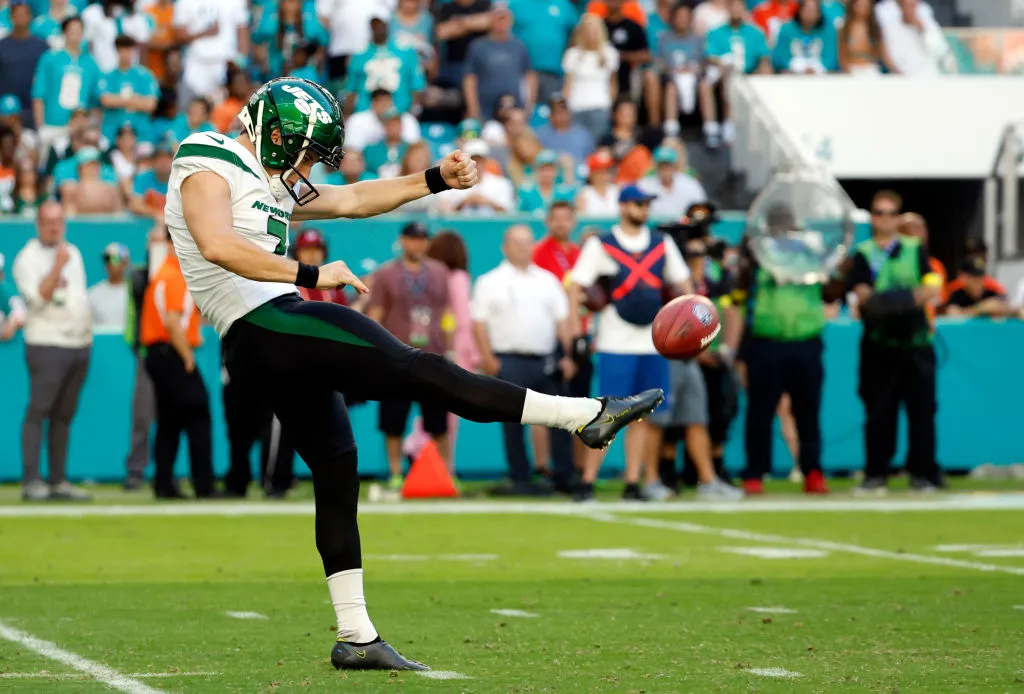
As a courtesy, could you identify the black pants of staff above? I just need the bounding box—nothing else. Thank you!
[859,341,940,482]
[222,373,295,497]
[742,337,824,481]
[222,294,530,578]
[144,343,214,497]
[495,353,574,488]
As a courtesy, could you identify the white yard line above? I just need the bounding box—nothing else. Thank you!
[583,513,1024,576]
[746,607,798,614]
[416,670,472,680]
[746,668,802,678]
[0,672,217,680]
[0,621,166,694]
[225,611,267,620]
[1,494,1024,517]
[490,609,540,618]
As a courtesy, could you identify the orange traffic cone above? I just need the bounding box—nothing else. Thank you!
[401,440,458,499]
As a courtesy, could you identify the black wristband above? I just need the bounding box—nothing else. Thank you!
[296,262,319,289]
[425,166,451,195]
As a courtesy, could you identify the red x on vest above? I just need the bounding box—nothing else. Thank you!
[602,242,665,300]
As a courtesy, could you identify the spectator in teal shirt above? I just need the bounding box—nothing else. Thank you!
[773,0,839,74]
[344,12,426,115]
[646,0,674,57]
[509,0,577,105]
[820,0,845,29]
[97,35,158,142]
[287,41,323,83]
[362,108,409,180]
[31,16,100,134]
[252,0,327,78]
[29,0,79,50]
[128,137,172,218]
[53,144,117,193]
[27,0,88,15]
[517,149,576,215]
[168,97,216,143]
[702,0,770,149]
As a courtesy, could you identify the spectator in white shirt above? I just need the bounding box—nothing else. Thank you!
[471,225,577,496]
[875,0,950,76]
[568,185,690,502]
[562,13,620,146]
[81,0,154,73]
[317,0,391,85]
[640,145,707,220]
[344,88,423,153]
[12,201,92,502]
[88,242,130,331]
[576,150,621,217]
[437,139,515,216]
[172,0,250,106]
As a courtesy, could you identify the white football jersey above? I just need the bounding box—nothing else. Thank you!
[164,133,298,336]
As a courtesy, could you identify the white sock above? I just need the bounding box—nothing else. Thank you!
[327,569,378,644]
[704,120,721,137]
[520,389,602,431]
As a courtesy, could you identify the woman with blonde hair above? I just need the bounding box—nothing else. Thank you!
[562,13,620,145]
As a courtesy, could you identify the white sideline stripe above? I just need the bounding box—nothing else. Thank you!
[584,513,1024,576]
[0,672,217,680]
[2,494,1024,517]
[746,668,802,678]
[746,607,798,614]
[490,609,540,618]
[1014,605,1024,610]
[225,611,267,620]
[720,547,829,559]
[416,670,472,680]
[365,553,498,562]
[0,621,166,694]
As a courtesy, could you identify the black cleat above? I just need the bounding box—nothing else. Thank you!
[331,638,430,671]
[576,389,664,450]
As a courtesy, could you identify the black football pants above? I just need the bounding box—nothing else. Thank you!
[222,294,528,577]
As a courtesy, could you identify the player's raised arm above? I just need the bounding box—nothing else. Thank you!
[180,171,368,293]
[292,150,479,221]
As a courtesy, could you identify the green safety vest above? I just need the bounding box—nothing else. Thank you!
[856,236,930,346]
[705,260,726,352]
[750,268,826,342]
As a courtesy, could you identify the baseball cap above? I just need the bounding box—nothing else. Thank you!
[491,1,512,14]
[76,146,101,166]
[535,150,559,167]
[962,256,987,277]
[0,95,21,116]
[369,7,390,22]
[653,145,678,165]
[459,118,481,139]
[463,139,490,158]
[380,106,401,121]
[683,201,718,224]
[586,151,614,172]
[295,228,326,250]
[400,221,430,239]
[619,184,657,204]
[102,242,129,265]
[549,92,568,108]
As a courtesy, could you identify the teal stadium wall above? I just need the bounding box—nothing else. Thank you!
[0,216,1020,481]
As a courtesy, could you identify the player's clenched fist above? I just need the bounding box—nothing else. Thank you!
[440,150,479,190]
[317,260,369,294]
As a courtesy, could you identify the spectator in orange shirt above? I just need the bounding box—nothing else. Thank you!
[751,0,797,45]
[211,68,253,134]
[944,237,1006,302]
[140,231,214,500]
[586,0,648,27]
[944,257,1011,318]
[145,0,177,84]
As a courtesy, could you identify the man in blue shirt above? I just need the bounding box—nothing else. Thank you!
[464,3,535,122]
[31,15,99,153]
[508,0,576,106]
[344,10,426,115]
[0,0,49,128]
[702,0,770,148]
[97,34,159,142]
[535,93,593,169]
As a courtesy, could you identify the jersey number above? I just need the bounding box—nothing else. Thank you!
[267,217,288,256]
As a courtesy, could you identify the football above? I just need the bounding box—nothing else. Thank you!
[652,295,721,360]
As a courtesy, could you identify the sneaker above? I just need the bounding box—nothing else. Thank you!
[788,467,804,484]
[705,132,721,150]
[21,479,50,502]
[741,479,764,495]
[697,478,745,500]
[49,481,92,501]
[803,470,830,495]
[331,637,429,671]
[642,480,674,501]
[576,389,665,450]
[387,474,404,492]
[123,475,145,492]
[573,482,596,503]
[622,483,646,501]
[909,476,943,493]
[853,476,888,496]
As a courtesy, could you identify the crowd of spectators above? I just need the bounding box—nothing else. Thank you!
[0,0,960,220]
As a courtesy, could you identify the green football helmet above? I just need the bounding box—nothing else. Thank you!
[239,77,345,205]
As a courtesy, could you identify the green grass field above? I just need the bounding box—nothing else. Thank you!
[1,486,1023,693]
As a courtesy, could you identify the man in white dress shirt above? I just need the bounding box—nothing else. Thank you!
[472,225,578,495]
[12,201,92,501]
[875,0,950,76]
